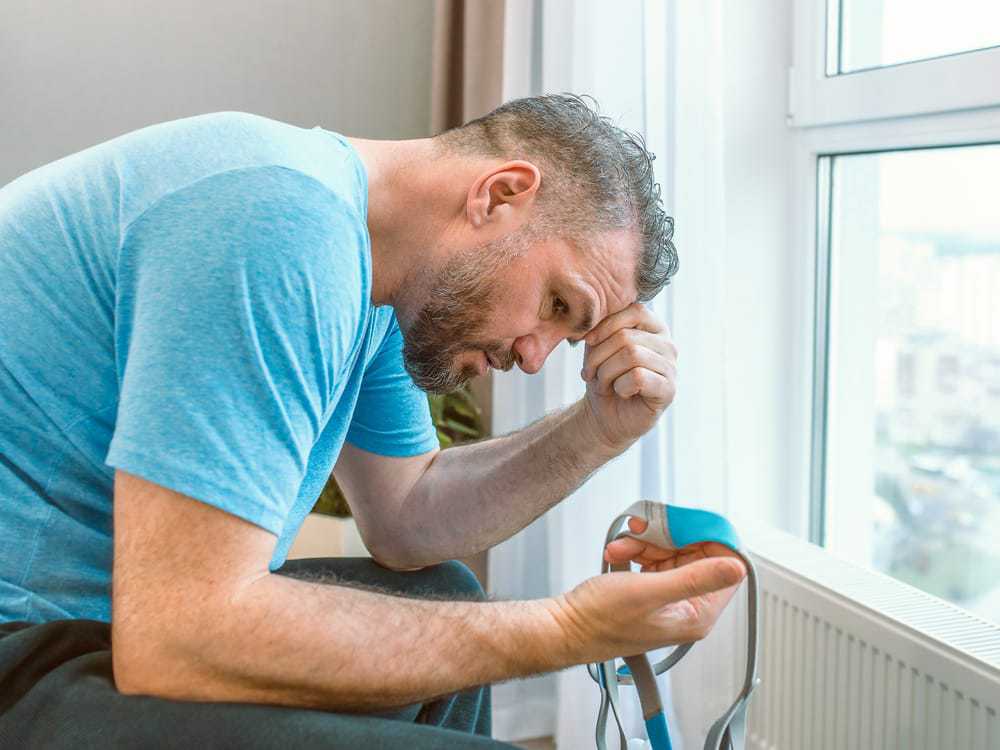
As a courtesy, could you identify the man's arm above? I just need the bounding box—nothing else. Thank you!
[111,469,565,710]
[337,399,617,571]
[112,469,745,710]
[339,304,675,571]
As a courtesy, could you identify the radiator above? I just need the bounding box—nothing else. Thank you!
[743,527,1000,750]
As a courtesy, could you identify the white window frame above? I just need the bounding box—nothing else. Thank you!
[790,0,1000,127]
[788,0,1000,550]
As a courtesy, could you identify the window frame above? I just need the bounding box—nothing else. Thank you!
[791,64,1000,547]
[790,0,1000,127]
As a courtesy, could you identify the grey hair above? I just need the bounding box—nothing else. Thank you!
[436,93,677,301]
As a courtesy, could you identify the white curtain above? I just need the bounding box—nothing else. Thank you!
[489,1,743,748]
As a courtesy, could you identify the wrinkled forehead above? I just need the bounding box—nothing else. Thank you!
[563,228,641,299]
[531,228,640,330]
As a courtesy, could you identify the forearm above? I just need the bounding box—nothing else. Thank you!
[115,570,569,711]
[372,399,623,569]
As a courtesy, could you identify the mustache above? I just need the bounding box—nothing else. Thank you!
[480,343,517,372]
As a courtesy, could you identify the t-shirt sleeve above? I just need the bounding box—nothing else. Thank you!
[345,314,440,457]
[107,166,367,534]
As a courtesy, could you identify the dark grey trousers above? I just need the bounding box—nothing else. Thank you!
[0,557,518,749]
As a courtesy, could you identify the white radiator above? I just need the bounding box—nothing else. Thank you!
[743,527,1000,750]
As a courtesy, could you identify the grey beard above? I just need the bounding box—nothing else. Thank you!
[400,256,513,393]
[401,283,493,394]
[398,232,529,393]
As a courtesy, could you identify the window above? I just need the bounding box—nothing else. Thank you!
[791,0,1000,630]
[818,144,1000,625]
[791,0,1000,126]
[831,0,1000,74]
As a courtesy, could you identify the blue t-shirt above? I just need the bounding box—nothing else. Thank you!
[0,112,439,623]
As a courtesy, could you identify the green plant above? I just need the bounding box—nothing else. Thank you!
[311,385,483,517]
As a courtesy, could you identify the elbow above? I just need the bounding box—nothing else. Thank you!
[365,532,434,572]
[111,636,166,698]
[111,620,203,701]
[367,541,429,572]
[371,555,429,572]
[356,518,429,572]
[112,653,160,698]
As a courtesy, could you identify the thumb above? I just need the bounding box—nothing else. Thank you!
[645,557,746,602]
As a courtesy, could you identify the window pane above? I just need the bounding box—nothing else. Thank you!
[823,144,1000,626]
[833,0,1000,74]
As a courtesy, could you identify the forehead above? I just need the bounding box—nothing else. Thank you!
[548,228,640,307]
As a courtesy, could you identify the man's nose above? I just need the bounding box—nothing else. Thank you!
[512,333,561,374]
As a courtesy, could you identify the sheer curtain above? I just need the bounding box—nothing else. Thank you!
[488,2,741,747]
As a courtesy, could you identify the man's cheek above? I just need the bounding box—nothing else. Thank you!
[481,299,536,341]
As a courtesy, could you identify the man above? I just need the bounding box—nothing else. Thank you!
[0,95,745,748]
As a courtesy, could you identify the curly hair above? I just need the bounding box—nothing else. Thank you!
[436,93,677,301]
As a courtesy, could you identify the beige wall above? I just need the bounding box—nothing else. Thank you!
[1,0,435,184]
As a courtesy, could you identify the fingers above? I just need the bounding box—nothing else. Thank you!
[605,536,668,566]
[581,328,675,383]
[644,542,741,572]
[579,307,677,407]
[590,345,673,398]
[603,518,659,564]
[604,535,741,571]
[616,367,675,404]
[651,557,746,603]
[585,303,666,347]
[605,521,670,565]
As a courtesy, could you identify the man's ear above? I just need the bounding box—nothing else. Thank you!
[467,161,541,229]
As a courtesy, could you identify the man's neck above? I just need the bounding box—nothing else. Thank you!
[346,136,465,314]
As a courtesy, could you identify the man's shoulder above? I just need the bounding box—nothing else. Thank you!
[128,164,366,253]
[121,165,373,351]
[112,111,367,229]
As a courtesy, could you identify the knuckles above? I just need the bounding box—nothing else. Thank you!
[611,328,633,349]
[632,369,650,388]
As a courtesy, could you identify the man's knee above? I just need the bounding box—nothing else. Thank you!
[420,560,486,602]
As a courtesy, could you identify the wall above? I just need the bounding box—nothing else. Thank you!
[1,0,435,184]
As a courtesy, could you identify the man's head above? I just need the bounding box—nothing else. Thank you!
[398,94,677,393]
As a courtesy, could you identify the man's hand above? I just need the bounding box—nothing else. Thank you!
[545,520,745,664]
[579,303,677,452]
[603,516,739,573]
